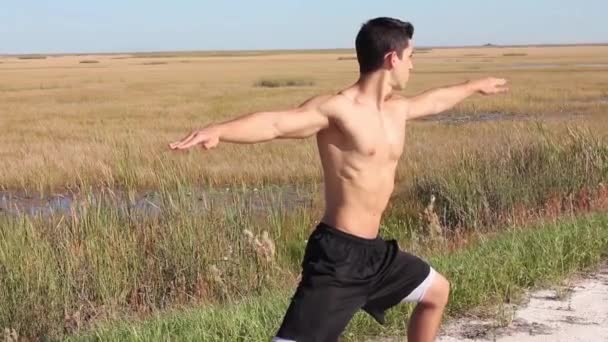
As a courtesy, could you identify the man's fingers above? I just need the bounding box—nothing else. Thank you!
[169,129,217,151]
[174,139,196,150]
[181,131,201,146]
[495,78,507,86]
[169,140,188,150]
[180,134,212,150]
[169,131,196,150]
[169,140,184,149]
[174,132,202,150]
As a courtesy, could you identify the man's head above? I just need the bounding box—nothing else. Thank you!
[355,17,414,89]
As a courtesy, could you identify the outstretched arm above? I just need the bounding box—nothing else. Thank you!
[169,95,331,150]
[405,77,508,120]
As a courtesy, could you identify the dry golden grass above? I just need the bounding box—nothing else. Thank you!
[2,46,608,339]
[1,46,608,193]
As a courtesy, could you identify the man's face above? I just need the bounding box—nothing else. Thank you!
[390,40,414,90]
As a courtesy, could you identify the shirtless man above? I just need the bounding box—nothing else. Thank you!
[170,17,507,342]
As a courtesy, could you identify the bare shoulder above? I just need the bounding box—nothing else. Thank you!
[298,94,334,107]
[297,93,349,117]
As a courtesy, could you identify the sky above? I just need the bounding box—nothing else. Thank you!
[1,0,607,54]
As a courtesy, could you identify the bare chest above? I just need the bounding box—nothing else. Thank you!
[336,113,406,161]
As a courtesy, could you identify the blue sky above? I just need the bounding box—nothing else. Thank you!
[2,0,607,54]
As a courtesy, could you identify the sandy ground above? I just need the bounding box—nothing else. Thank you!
[373,265,608,342]
[438,265,608,342]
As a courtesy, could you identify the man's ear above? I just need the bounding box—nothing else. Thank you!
[391,52,398,64]
[384,51,396,69]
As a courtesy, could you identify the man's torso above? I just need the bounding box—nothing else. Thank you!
[316,91,408,238]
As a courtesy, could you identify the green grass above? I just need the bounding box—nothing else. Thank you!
[502,53,528,57]
[0,191,316,339]
[67,213,608,341]
[141,61,168,65]
[17,55,47,59]
[410,126,608,230]
[253,78,315,88]
[2,128,608,340]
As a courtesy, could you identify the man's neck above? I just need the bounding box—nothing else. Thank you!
[354,72,394,110]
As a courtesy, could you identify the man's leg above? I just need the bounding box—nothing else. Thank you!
[407,271,450,342]
[274,282,365,342]
[361,242,449,342]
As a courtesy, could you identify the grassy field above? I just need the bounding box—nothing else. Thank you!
[67,213,608,341]
[1,45,608,340]
[1,46,608,193]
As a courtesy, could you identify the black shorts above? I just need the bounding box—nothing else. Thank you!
[275,222,433,342]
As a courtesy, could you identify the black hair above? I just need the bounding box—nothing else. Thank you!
[355,17,414,74]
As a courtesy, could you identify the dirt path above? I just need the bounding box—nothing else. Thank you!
[438,265,608,342]
[372,265,608,341]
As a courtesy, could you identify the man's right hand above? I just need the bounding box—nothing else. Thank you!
[471,77,509,95]
[169,126,220,151]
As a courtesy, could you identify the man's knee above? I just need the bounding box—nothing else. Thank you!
[420,272,450,308]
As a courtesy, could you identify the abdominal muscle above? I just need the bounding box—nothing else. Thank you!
[320,160,397,239]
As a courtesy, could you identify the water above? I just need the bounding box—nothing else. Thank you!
[420,112,535,125]
[507,63,608,70]
[0,185,316,217]
[509,63,560,69]
[574,63,608,68]
[1,192,73,216]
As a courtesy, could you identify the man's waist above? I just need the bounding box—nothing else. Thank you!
[321,208,382,239]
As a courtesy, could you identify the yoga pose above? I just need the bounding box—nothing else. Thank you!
[170,17,508,342]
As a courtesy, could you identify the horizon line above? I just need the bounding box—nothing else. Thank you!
[2,42,608,57]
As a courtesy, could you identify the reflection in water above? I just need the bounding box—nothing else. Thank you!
[0,185,317,218]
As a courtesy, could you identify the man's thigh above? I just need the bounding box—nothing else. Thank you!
[275,281,366,342]
[363,246,433,324]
